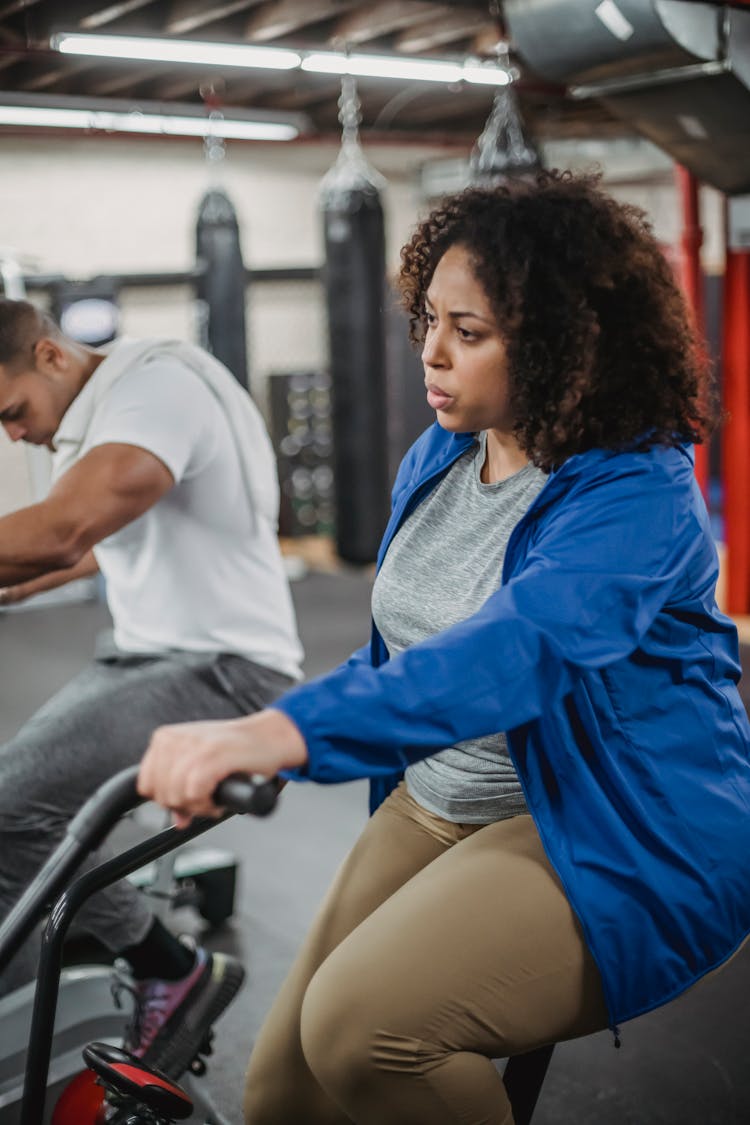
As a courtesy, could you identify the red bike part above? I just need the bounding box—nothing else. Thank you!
[82,1042,195,1119]
[109,1062,191,1103]
[50,1068,107,1125]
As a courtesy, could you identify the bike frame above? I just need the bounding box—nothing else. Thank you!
[0,765,265,1124]
[0,765,552,1125]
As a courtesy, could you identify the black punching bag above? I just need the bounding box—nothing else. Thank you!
[195,188,249,389]
[321,80,390,564]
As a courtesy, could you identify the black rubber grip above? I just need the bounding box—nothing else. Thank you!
[214,773,280,817]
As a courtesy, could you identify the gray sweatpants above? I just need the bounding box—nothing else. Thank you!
[0,634,294,998]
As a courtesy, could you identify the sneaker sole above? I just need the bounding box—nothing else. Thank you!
[143,954,245,1078]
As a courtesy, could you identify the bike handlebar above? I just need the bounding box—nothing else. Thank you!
[214,773,280,817]
[0,764,280,969]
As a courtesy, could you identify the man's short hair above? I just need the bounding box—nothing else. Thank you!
[0,299,60,369]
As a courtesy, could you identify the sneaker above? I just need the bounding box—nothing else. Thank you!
[122,948,245,1077]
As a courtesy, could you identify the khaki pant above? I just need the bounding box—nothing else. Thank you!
[244,782,609,1125]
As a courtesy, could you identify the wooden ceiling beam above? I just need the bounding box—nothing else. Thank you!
[329,1,443,46]
[0,0,43,17]
[166,0,264,36]
[212,76,269,102]
[0,54,22,74]
[79,0,162,30]
[0,25,26,76]
[269,78,342,110]
[3,0,161,38]
[86,62,172,94]
[19,59,99,92]
[0,24,24,47]
[395,87,493,126]
[153,72,218,100]
[395,9,497,54]
[471,24,508,56]
[244,0,359,43]
[151,67,286,100]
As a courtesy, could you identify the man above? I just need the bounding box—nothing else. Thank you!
[0,299,304,1078]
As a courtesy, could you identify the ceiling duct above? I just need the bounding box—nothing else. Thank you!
[503,0,750,195]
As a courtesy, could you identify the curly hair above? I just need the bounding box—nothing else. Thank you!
[397,170,718,471]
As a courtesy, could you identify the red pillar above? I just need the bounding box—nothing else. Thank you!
[721,244,750,614]
[674,164,709,496]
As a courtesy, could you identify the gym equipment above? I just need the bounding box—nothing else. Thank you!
[3,182,251,396]
[503,1045,554,1125]
[129,840,238,929]
[320,77,390,564]
[81,1042,195,1123]
[0,765,279,1125]
[0,965,134,1123]
[49,279,120,348]
[267,370,335,540]
[195,188,249,390]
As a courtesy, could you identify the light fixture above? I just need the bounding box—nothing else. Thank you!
[302,53,510,87]
[301,52,462,84]
[53,33,301,71]
[462,63,513,87]
[52,32,511,88]
[0,93,306,141]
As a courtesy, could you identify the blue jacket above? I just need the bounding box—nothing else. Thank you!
[278,423,750,1028]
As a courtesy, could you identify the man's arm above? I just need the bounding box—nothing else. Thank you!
[0,443,174,587]
[0,549,99,606]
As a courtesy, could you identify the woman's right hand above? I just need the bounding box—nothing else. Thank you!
[137,708,308,827]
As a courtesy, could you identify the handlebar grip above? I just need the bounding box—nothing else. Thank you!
[214,773,280,817]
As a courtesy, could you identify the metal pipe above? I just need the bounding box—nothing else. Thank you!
[570,58,730,99]
[674,164,709,498]
[19,265,320,292]
[721,236,750,613]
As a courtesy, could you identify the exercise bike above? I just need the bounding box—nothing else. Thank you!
[0,764,279,1124]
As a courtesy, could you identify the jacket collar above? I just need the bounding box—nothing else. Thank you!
[407,426,695,521]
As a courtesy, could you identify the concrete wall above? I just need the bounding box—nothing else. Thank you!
[0,131,725,518]
[0,132,453,515]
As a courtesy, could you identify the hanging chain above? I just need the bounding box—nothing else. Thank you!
[338,74,362,147]
[200,82,226,167]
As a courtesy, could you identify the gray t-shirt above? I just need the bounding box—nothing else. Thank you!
[371,433,547,823]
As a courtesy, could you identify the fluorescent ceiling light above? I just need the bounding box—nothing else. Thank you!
[54,32,300,70]
[301,52,510,86]
[0,104,299,140]
[462,64,512,87]
[51,32,510,88]
[301,52,462,83]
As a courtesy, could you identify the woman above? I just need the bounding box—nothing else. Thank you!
[138,171,750,1125]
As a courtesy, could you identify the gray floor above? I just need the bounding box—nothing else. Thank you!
[2,575,750,1124]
